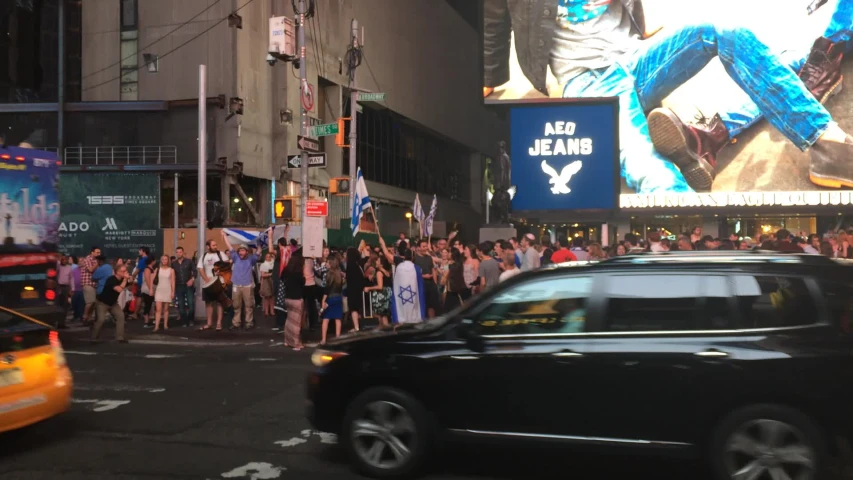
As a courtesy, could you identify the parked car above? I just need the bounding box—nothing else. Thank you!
[0,306,73,434]
[306,251,853,479]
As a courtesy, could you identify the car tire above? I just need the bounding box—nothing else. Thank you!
[340,386,431,479]
[709,404,827,480]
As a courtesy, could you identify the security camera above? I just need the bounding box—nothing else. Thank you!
[266,54,277,66]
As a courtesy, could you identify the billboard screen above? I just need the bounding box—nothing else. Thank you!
[59,173,162,259]
[483,0,853,209]
[510,100,619,212]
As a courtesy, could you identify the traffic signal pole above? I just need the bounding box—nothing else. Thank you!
[348,19,358,210]
[298,0,309,248]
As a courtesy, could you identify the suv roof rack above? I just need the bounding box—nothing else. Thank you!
[601,250,837,266]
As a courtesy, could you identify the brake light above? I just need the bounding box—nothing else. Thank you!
[0,154,9,160]
[14,156,24,162]
[47,268,57,278]
[49,330,66,366]
[45,290,56,300]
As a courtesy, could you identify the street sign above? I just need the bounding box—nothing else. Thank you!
[286,153,326,169]
[359,92,386,102]
[307,123,339,137]
[306,200,328,217]
[297,135,320,153]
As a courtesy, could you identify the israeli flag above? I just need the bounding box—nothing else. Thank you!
[222,227,274,249]
[412,194,425,236]
[350,167,372,237]
[423,195,438,237]
[390,261,426,324]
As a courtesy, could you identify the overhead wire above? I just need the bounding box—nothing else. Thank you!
[82,0,227,81]
[83,0,259,92]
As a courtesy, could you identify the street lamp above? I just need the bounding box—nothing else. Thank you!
[405,212,413,239]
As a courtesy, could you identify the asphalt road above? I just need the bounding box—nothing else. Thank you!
[0,331,708,480]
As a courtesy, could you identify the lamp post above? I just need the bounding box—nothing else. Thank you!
[405,212,413,239]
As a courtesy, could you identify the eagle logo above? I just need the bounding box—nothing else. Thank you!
[541,160,583,194]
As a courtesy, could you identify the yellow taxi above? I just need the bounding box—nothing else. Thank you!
[0,306,73,433]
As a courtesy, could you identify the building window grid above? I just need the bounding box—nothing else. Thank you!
[353,107,470,203]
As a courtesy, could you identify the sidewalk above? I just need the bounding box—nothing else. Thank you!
[59,306,376,346]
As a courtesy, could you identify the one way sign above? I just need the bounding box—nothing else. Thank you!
[287,153,327,169]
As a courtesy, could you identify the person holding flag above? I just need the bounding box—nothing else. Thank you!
[390,247,426,324]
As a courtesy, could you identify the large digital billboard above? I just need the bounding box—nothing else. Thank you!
[510,100,619,212]
[483,0,853,209]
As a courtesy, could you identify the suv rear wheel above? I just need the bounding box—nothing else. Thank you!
[710,404,826,480]
[340,387,431,478]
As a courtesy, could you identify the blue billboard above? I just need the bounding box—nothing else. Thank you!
[510,100,618,212]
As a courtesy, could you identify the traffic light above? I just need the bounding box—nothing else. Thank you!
[335,117,349,147]
[330,177,350,196]
[206,201,226,228]
[274,197,296,220]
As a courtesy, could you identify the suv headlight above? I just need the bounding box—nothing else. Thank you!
[311,349,348,367]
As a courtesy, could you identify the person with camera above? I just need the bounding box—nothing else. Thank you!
[91,263,131,343]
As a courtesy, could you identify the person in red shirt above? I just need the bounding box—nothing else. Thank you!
[549,238,578,264]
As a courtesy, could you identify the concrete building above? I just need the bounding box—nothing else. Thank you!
[0,0,507,244]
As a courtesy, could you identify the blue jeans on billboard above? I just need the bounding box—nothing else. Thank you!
[175,285,194,325]
[716,2,853,138]
[564,23,834,194]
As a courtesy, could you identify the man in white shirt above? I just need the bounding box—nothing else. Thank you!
[197,239,227,330]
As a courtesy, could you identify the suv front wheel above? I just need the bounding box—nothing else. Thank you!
[340,387,431,478]
[710,404,826,480]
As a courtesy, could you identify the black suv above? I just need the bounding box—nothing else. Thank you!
[306,251,853,479]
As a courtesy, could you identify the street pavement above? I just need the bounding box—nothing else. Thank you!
[0,316,707,480]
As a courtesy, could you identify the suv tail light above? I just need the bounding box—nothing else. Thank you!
[49,330,66,366]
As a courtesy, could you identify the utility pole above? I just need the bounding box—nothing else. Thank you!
[196,64,207,320]
[298,0,309,247]
[348,19,358,209]
[173,172,179,251]
[57,0,65,159]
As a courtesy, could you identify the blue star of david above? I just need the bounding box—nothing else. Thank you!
[398,285,416,305]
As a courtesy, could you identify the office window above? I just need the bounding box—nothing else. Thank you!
[350,105,471,203]
[121,0,137,30]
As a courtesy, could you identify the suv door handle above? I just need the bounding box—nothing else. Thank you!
[552,350,584,358]
[694,349,729,358]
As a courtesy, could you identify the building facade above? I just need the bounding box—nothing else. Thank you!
[2,0,506,245]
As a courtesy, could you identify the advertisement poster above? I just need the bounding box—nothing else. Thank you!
[59,173,162,259]
[0,146,60,250]
[510,101,618,211]
[483,0,853,209]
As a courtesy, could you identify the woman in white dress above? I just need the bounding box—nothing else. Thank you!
[152,254,175,332]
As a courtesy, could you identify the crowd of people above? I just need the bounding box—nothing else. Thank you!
[52,224,850,346]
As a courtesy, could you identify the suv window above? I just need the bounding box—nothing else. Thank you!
[731,275,818,329]
[472,276,593,336]
[602,274,738,331]
[603,275,705,332]
[819,280,853,333]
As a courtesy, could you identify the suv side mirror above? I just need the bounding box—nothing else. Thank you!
[458,319,486,353]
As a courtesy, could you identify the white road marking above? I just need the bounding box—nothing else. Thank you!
[65,351,98,356]
[144,354,183,359]
[221,462,285,479]
[300,429,338,444]
[71,399,131,412]
[74,385,165,393]
[274,438,307,447]
[248,358,276,362]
